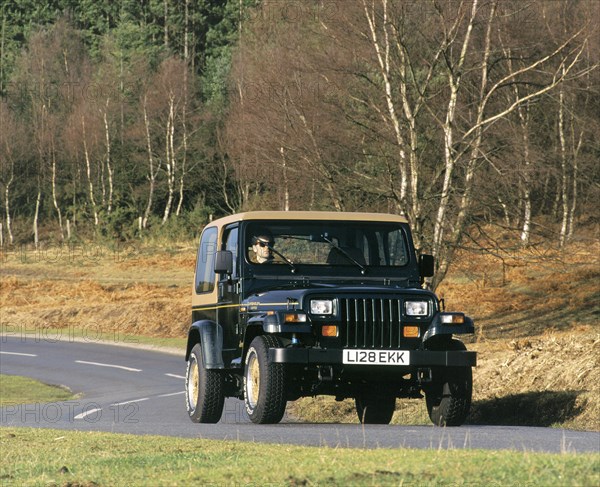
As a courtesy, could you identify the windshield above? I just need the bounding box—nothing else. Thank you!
[245,220,409,267]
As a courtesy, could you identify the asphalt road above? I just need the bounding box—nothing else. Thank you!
[1,336,599,453]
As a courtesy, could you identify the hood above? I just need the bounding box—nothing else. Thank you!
[242,285,436,313]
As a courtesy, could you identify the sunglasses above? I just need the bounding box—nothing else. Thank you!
[255,240,273,248]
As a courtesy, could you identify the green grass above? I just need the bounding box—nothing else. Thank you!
[1,427,598,486]
[0,375,75,406]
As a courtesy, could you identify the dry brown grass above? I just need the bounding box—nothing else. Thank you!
[0,246,191,339]
[438,240,600,339]
[0,277,189,338]
[469,329,600,430]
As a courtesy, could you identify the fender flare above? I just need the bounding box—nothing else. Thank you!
[423,314,475,342]
[185,320,224,369]
[247,313,312,334]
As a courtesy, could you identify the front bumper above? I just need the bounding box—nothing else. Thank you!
[268,348,476,367]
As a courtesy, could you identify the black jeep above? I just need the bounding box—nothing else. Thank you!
[185,211,476,425]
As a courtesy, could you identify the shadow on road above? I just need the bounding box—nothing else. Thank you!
[468,390,583,427]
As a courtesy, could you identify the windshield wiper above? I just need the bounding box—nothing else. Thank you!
[252,236,297,273]
[322,234,366,274]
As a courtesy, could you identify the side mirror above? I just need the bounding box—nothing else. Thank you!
[214,250,233,275]
[419,254,434,278]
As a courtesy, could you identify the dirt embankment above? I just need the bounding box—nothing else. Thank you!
[469,331,599,430]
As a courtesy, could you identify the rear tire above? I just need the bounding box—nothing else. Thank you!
[244,335,287,424]
[185,343,225,423]
[425,340,472,427]
[355,394,396,424]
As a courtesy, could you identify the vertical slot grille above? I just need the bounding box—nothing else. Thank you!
[341,298,402,349]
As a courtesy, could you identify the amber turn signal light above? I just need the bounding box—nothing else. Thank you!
[403,326,419,338]
[440,313,465,324]
[284,313,307,323]
[321,325,338,337]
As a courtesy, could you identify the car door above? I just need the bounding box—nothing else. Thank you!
[217,224,240,358]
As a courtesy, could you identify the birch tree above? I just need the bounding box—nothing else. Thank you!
[0,107,23,246]
[141,92,161,229]
[226,0,598,289]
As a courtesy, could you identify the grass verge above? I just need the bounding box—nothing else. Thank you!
[1,427,598,486]
[0,375,75,406]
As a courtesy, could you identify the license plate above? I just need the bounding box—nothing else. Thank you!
[342,349,410,366]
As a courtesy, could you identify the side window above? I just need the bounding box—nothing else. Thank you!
[222,226,239,278]
[195,226,218,293]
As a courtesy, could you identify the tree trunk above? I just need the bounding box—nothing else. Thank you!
[433,0,491,289]
[362,0,408,213]
[175,161,185,216]
[163,0,169,47]
[0,15,5,94]
[103,99,113,214]
[518,104,532,245]
[558,80,569,248]
[3,174,14,245]
[142,95,159,229]
[33,186,41,249]
[184,0,189,61]
[51,145,64,240]
[162,94,176,224]
[498,196,511,227]
[82,116,99,226]
[521,186,532,244]
[567,117,583,241]
[432,0,478,262]
[176,61,189,217]
[280,146,290,211]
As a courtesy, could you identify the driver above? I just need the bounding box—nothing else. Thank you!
[250,234,275,264]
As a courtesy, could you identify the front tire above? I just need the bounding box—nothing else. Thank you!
[355,394,396,424]
[425,340,473,427]
[244,335,287,424]
[185,343,225,423]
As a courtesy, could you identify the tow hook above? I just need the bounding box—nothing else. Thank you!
[318,366,334,382]
[417,368,432,383]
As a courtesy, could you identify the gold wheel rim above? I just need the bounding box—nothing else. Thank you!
[247,352,260,408]
[188,359,199,410]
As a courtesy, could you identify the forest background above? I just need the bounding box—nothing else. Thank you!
[1,0,598,289]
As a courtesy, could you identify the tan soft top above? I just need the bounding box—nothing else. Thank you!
[206,211,408,228]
